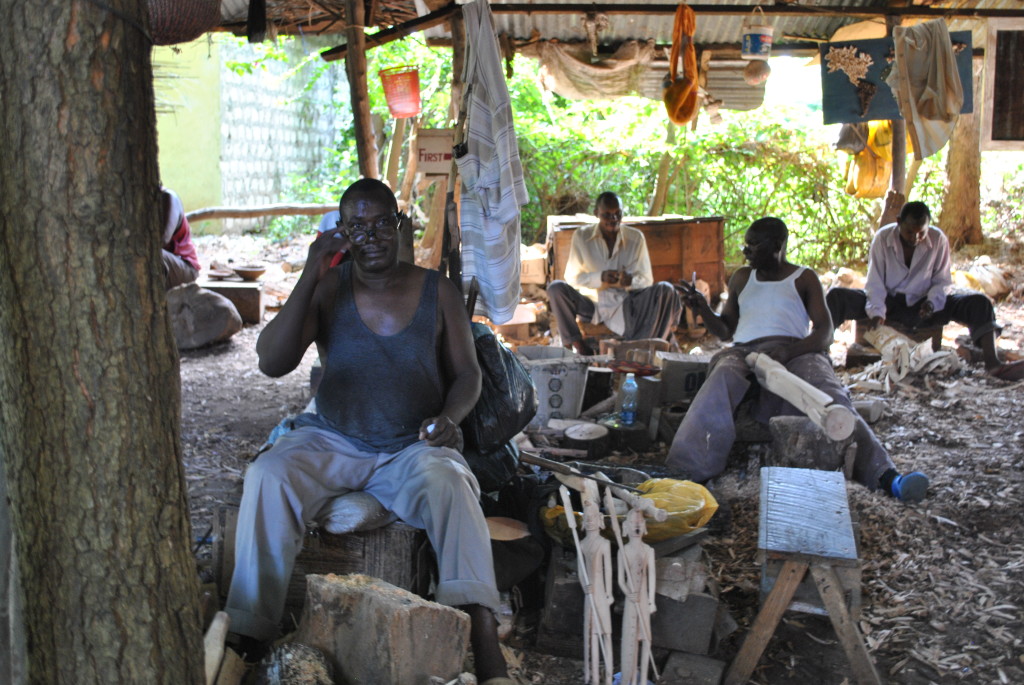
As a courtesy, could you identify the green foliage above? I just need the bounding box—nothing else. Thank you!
[983,161,1024,241]
[507,57,878,269]
[229,39,1022,266]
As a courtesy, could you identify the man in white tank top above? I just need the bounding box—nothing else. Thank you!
[666,217,928,503]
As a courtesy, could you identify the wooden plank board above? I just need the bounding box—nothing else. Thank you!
[758,467,858,563]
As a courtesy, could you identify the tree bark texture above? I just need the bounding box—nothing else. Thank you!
[1,463,25,684]
[0,2,204,682]
[939,56,984,248]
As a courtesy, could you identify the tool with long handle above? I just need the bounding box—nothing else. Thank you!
[520,449,644,494]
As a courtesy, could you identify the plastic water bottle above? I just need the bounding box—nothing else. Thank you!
[620,373,638,425]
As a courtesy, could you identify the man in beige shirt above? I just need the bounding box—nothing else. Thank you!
[548,192,682,354]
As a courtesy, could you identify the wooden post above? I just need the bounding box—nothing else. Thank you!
[345,0,379,179]
[648,123,676,216]
[385,116,407,190]
[442,3,468,286]
[881,14,906,228]
[449,7,467,123]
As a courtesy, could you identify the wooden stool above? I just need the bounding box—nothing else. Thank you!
[724,467,880,685]
[854,318,943,351]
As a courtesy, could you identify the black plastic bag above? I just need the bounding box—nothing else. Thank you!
[462,441,521,494]
[461,322,537,456]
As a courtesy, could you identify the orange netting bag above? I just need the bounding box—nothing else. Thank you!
[663,4,699,125]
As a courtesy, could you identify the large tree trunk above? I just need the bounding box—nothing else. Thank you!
[939,56,985,248]
[0,2,204,682]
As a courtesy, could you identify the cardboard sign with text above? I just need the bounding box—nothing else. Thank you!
[417,129,455,177]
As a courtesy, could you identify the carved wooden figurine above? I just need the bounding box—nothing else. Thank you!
[617,508,656,685]
[580,480,614,685]
[558,485,613,684]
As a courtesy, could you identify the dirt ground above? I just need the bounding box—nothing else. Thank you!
[181,235,1023,684]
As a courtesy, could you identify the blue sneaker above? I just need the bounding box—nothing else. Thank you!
[891,472,928,503]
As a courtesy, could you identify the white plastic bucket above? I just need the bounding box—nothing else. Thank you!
[741,7,774,61]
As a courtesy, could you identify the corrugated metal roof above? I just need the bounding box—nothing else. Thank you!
[490,1,863,50]
[219,0,1024,54]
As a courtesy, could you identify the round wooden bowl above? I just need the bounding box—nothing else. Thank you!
[233,264,266,281]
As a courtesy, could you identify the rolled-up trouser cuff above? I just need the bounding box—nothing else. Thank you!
[435,579,502,617]
[224,607,280,642]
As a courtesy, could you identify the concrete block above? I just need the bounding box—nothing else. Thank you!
[655,556,707,603]
[650,591,718,655]
[656,352,710,403]
[294,574,470,685]
[535,551,584,658]
[659,651,727,685]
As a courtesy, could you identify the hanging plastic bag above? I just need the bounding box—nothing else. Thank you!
[461,322,538,456]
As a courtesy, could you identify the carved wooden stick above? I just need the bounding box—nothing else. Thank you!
[745,352,856,442]
[203,611,231,685]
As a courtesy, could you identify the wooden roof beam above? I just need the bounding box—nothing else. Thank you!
[321,3,459,61]
[489,3,1024,19]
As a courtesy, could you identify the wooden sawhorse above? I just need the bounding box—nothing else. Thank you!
[724,467,881,685]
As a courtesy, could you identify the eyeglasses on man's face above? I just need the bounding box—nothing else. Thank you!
[336,213,400,245]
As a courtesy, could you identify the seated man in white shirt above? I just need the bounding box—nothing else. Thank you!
[547,192,683,355]
[826,201,1023,380]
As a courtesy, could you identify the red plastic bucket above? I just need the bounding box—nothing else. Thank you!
[379,66,421,118]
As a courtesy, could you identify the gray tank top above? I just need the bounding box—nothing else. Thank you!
[313,262,445,452]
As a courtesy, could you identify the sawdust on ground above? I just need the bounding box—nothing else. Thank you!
[182,234,1024,685]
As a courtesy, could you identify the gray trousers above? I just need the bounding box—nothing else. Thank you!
[225,425,500,641]
[666,342,895,489]
[162,249,198,289]
[547,280,682,343]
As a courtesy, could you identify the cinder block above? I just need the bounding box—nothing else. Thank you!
[656,352,710,403]
[659,651,727,685]
[295,574,470,685]
[535,551,584,658]
[650,591,718,655]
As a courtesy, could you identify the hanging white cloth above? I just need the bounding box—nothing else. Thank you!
[885,19,963,160]
[456,0,529,324]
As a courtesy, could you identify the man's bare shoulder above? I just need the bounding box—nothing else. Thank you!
[728,266,753,290]
[793,265,822,289]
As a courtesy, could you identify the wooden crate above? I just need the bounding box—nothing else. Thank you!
[546,215,727,301]
[213,505,434,626]
[199,280,264,324]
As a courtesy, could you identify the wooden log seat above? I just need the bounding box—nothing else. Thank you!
[213,503,433,630]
